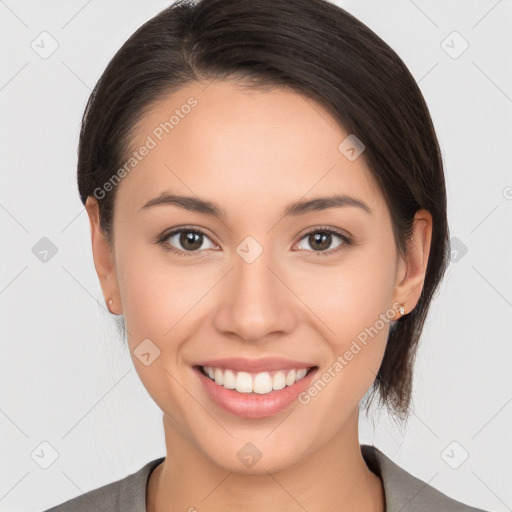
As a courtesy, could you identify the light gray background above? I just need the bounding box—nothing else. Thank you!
[1,1,511,511]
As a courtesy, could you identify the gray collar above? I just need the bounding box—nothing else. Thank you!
[361,444,484,511]
[117,445,483,512]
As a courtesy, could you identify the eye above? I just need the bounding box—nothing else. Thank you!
[294,227,351,257]
[156,225,352,258]
[157,227,217,257]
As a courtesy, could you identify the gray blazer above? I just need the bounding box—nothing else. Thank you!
[42,444,489,511]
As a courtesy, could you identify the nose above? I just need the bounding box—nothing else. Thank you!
[212,247,298,344]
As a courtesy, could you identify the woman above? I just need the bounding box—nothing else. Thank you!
[44,0,489,510]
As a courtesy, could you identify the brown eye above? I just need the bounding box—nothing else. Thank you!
[178,231,204,251]
[159,228,216,257]
[308,232,333,251]
[296,228,351,256]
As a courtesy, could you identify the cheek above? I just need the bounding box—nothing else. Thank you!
[113,246,199,433]
[113,237,218,397]
[295,238,398,340]
[292,240,398,394]
[114,231,203,337]
[114,224,398,414]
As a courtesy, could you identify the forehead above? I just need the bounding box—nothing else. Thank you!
[115,80,383,217]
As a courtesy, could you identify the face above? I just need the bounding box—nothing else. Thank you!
[87,80,430,474]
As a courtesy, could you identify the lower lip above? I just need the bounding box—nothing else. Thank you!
[195,366,318,419]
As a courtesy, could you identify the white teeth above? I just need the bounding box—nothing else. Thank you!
[272,371,286,390]
[296,368,308,380]
[214,368,223,386]
[235,371,253,393]
[253,372,273,394]
[223,369,236,389]
[202,366,311,395]
[285,369,296,386]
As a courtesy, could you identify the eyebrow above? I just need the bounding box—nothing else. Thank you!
[140,192,372,217]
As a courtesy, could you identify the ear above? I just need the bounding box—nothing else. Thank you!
[392,208,432,318]
[85,196,122,314]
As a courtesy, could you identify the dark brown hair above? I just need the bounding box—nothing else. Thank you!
[77,0,450,424]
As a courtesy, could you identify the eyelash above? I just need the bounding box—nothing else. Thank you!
[156,226,352,258]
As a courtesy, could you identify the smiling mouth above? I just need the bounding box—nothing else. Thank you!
[197,365,318,395]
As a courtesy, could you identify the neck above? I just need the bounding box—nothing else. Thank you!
[147,413,384,512]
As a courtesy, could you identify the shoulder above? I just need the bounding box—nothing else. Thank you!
[361,444,489,512]
[41,457,165,512]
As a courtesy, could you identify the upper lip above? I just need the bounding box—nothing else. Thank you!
[195,357,317,373]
